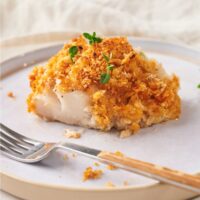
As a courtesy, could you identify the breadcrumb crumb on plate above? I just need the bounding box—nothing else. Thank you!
[115,151,124,157]
[123,181,129,186]
[106,164,118,170]
[63,154,68,161]
[64,130,81,139]
[7,92,15,98]
[83,167,103,181]
[71,153,77,158]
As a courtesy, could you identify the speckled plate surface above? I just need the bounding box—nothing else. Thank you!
[1,37,200,200]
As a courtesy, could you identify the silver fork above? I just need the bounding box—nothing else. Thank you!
[0,123,99,163]
[1,123,200,194]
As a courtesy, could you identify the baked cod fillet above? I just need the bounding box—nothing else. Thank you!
[27,33,180,137]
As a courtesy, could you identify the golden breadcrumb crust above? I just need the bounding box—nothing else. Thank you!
[27,35,180,134]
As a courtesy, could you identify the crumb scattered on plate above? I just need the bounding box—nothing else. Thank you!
[115,151,124,157]
[83,167,103,181]
[64,129,81,139]
[105,181,115,187]
[7,92,15,98]
[123,181,129,186]
[44,144,53,149]
[106,164,117,170]
[72,153,77,158]
[63,154,68,161]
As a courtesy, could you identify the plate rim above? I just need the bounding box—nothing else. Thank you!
[1,37,199,196]
[1,172,196,200]
[0,31,199,53]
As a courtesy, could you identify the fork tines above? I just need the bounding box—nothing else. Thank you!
[0,123,41,157]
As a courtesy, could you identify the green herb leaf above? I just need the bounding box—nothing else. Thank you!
[103,53,110,63]
[83,32,102,45]
[89,40,93,45]
[94,37,102,43]
[100,53,114,84]
[83,33,92,40]
[69,46,78,62]
[107,64,114,71]
[197,83,200,89]
[140,51,147,59]
[100,73,110,84]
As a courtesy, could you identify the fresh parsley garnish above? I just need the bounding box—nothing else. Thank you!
[107,64,114,71]
[83,32,102,45]
[140,51,147,59]
[69,46,78,62]
[100,53,115,84]
[197,84,200,89]
[103,53,109,63]
[100,73,111,84]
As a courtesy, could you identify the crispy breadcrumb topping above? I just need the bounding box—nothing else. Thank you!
[27,35,180,134]
[83,167,103,181]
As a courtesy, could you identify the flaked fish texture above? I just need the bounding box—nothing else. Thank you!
[27,34,180,137]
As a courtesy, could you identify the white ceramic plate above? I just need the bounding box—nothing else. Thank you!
[1,38,200,200]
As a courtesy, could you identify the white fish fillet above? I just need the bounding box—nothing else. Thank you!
[34,90,96,128]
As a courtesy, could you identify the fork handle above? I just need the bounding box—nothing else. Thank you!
[98,151,200,193]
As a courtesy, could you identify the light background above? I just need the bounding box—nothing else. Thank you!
[0,0,200,49]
